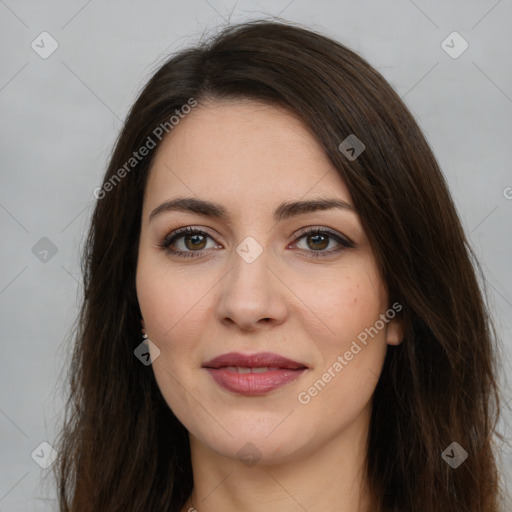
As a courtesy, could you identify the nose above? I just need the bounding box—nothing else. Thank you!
[216,246,288,332]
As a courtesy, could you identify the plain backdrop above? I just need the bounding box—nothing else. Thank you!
[0,0,511,510]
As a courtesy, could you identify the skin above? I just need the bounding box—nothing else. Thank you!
[136,99,403,512]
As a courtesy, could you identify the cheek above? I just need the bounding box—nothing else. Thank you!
[299,270,384,344]
[295,270,387,409]
[136,255,214,343]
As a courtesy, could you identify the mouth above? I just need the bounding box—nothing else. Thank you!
[203,352,308,396]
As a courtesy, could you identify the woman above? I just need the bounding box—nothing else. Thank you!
[54,20,503,511]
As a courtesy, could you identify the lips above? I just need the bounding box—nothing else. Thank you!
[203,352,308,396]
[203,352,307,370]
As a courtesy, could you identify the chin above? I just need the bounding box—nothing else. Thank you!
[186,413,320,467]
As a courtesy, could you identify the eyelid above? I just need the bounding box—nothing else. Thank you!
[159,226,222,254]
[159,225,354,258]
[290,225,354,247]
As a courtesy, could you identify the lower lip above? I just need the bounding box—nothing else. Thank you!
[205,368,307,396]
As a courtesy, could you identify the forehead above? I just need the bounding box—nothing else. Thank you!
[144,99,352,208]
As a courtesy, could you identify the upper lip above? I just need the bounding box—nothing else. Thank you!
[203,352,307,369]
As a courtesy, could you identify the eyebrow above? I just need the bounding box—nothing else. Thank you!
[149,197,356,223]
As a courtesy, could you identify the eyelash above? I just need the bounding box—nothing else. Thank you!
[158,226,354,259]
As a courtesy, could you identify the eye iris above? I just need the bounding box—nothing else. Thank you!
[185,234,207,250]
[308,234,329,250]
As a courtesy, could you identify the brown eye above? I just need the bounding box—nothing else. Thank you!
[183,233,207,251]
[161,227,220,257]
[306,233,329,251]
[292,227,354,257]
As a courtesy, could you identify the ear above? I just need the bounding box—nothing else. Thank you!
[386,316,404,346]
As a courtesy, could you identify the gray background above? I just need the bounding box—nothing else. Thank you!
[1,0,511,510]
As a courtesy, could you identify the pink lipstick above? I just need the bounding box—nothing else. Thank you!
[203,352,308,396]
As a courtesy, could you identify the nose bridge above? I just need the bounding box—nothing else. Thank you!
[217,238,287,328]
[227,239,274,305]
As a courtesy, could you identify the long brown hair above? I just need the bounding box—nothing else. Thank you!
[53,20,503,511]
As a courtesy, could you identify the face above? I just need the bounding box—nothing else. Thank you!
[136,99,402,465]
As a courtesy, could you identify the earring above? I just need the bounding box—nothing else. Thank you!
[138,318,161,363]
[140,318,148,340]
